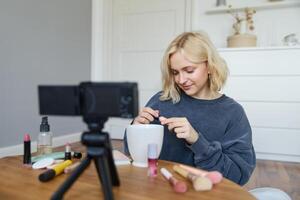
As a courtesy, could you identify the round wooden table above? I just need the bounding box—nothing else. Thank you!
[0,155,255,200]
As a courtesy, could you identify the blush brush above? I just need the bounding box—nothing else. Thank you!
[160,168,188,193]
[173,165,213,191]
[178,164,223,184]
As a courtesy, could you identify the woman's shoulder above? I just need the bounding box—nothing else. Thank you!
[145,91,163,107]
[148,91,162,101]
[222,95,245,114]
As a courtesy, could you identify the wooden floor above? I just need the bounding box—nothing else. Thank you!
[244,159,300,200]
[81,140,300,200]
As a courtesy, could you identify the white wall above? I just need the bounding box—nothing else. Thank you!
[192,0,300,48]
[0,0,91,148]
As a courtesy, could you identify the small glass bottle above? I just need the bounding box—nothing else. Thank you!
[147,143,158,177]
[37,116,53,155]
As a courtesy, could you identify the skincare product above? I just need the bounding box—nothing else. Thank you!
[147,143,158,177]
[37,116,53,155]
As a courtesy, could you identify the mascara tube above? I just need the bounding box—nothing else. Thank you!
[39,160,72,182]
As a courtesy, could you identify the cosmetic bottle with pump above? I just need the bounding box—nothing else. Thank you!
[37,116,53,155]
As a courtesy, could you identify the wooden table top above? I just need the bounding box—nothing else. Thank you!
[0,143,255,200]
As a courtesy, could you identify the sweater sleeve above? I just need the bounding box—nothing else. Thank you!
[188,109,256,185]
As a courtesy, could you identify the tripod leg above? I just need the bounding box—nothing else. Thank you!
[94,156,114,200]
[51,157,91,200]
[106,138,120,186]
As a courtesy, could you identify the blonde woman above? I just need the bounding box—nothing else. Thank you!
[124,31,255,185]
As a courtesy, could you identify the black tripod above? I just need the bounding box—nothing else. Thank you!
[51,117,120,200]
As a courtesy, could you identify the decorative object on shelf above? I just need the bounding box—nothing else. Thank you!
[227,34,257,48]
[216,0,226,7]
[227,5,257,47]
[245,8,256,32]
[282,33,300,46]
[206,0,300,14]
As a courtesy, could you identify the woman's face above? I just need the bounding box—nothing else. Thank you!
[170,51,210,99]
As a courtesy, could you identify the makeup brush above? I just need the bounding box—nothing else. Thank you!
[173,165,212,191]
[160,168,188,193]
[178,164,223,184]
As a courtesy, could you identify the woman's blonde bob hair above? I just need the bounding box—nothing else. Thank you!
[160,31,229,103]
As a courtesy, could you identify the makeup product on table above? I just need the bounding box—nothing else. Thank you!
[113,150,131,165]
[39,160,72,182]
[160,168,187,193]
[23,133,31,166]
[37,116,53,155]
[178,164,223,184]
[32,158,55,169]
[173,165,212,191]
[147,143,158,177]
[32,151,82,163]
[64,143,71,160]
[46,160,64,169]
[64,162,80,174]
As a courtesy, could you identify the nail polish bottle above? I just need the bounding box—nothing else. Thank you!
[147,143,158,177]
[64,143,71,160]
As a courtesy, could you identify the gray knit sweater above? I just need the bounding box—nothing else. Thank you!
[124,92,256,185]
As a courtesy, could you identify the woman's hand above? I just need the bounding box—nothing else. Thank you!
[133,107,159,124]
[159,116,199,144]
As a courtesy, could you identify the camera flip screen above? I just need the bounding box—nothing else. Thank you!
[38,82,138,119]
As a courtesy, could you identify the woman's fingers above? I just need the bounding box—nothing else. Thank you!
[174,127,186,134]
[159,116,175,125]
[140,111,155,122]
[142,107,159,118]
[175,132,187,138]
[168,121,186,131]
[133,107,159,124]
[134,116,149,124]
[160,117,186,130]
[159,116,198,144]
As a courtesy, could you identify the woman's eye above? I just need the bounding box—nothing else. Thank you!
[186,70,194,74]
[171,70,178,75]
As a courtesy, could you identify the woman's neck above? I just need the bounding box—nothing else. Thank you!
[191,89,221,100]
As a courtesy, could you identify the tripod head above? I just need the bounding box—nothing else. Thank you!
[83,116,108,132]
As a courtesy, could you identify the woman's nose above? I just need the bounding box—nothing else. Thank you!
[178,73,187,84]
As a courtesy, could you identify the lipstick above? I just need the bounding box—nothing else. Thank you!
[23,133,31,166]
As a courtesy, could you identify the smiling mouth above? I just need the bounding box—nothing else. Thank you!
[181,85,192,90]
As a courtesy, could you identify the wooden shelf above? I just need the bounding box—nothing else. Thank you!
[217,45,300,52]
[206,0,300,14]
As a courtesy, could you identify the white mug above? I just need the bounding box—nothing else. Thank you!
[126,124,164,167]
